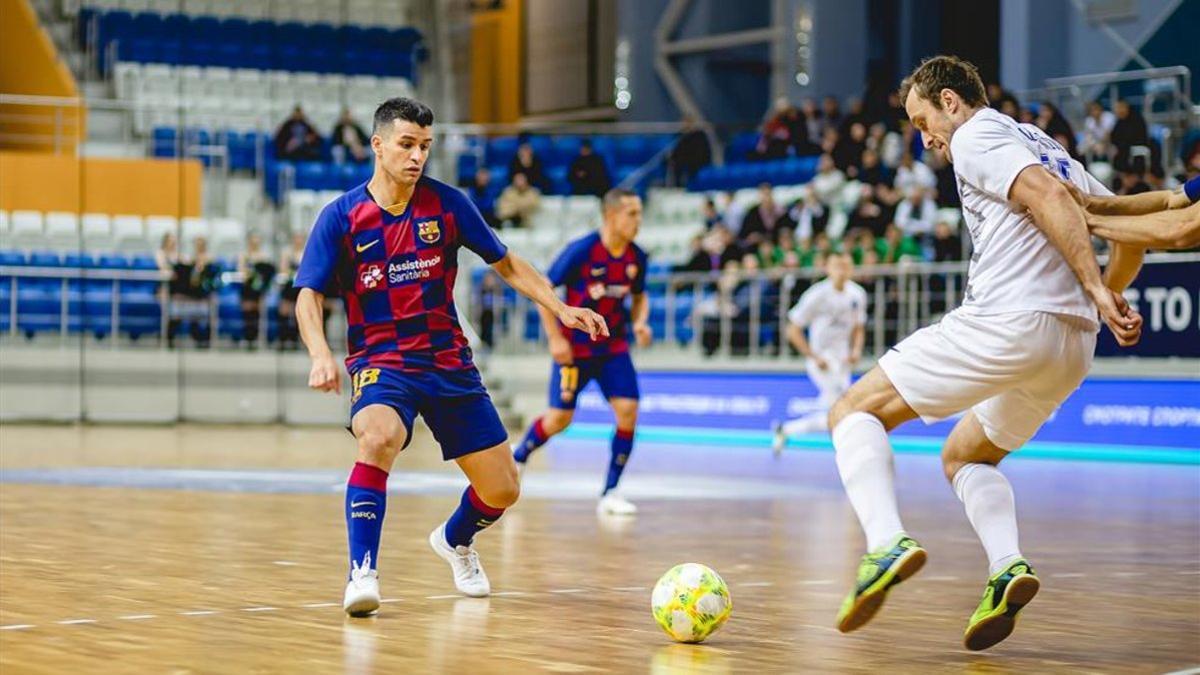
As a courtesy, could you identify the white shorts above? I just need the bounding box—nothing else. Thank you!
[807,356,852,409]
[878,310,1097,450]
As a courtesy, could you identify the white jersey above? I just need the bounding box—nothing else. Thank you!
[950,107,1108,327]
[787,279,868,359]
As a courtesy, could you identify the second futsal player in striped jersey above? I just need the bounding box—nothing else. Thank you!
[513,189,651,516]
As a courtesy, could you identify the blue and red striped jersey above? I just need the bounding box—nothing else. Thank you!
[546,231,648,359]
[294,176,508,374]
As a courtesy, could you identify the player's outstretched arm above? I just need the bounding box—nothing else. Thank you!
[1010,166,1142,346]
[491,251,609,340]
[297,288,341,394]
[1087,202,1200,250]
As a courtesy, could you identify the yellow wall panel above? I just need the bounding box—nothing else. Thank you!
[0,0,84,152]
[0,152,202,216]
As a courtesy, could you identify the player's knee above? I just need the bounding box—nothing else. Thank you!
[612,402,638,429]
[542,409,574,435]
[827,394,856,431]
[478,475,520,509]
[356,426,404,466]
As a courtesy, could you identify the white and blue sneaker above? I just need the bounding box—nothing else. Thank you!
[343,553,381,617]
[429,523,491,597]
[771,420,787,456]
[597,491,637,516]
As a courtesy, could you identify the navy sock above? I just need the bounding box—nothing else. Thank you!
[444,486,505,548]
[603,427,635,495]
[513,416,550,463]
[346,462,388,574]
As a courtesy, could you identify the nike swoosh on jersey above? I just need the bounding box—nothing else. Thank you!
[350,500,377,508]
[590,268,606,276]
[356,240,380,253]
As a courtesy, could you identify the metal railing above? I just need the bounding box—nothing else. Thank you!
[471,254,1197,360]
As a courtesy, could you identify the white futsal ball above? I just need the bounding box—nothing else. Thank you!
[650,563,732,643]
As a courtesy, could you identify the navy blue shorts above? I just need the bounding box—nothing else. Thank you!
[349,366,508,461]
[548,352,641,410]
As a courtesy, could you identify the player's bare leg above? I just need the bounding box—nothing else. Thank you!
[512,407,574,476]
[343,404,409,616]
[943,413,1039,651]
[598,397,639,516]
[828,367,926,633]
[429,442,521,597]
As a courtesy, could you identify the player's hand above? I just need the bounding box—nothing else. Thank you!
[1059,179,1089,211]
[811,355,828,370]
[308,353,342,394]
[558,305,609,341]
[634,321,653,347]
[548,337,573,366]
[1093,287,1143,347]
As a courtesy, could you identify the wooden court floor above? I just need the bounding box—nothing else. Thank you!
[0,423,1197,673]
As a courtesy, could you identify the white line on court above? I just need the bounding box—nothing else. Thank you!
[57,619,97,625]
[738,581,773,587]
[380,598,402,604]
[1052,572,1085,578]
[923,576,960,582]
[1111,572,1146,577]
[118,615,156,620]
[301,602,338,608]
[179,610,219,616]
[548,589,585,594]
[799,579,834,586]
[0,624,34,630]
[241,607,278,612]
[273,561,300,567]
[424,594,462,600]
[490,591,526,597]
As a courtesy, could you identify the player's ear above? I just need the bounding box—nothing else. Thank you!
[370,133,383,156]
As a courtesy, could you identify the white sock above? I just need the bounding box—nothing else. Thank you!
[832,412,906,552]
[953,463,1023,576]
[782,411,829,436]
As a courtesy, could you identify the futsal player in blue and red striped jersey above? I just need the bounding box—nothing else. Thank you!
[512,189,652,516]
[294,98,607,617]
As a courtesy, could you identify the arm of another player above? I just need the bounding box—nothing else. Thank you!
[1086,201,1200,250]
[1009,166,1142,346]
[631,292,652,347]
[786,323,825,370]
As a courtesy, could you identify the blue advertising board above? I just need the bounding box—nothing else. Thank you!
[1097,258,1200,357]
[569,370,1199,461]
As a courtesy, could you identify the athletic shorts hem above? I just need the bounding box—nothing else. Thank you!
[877,351,944,424]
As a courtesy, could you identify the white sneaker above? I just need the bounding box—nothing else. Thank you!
[597,491,638,516]
[428,523,491,597]
[343,555,381,617]
[771,420,787,456]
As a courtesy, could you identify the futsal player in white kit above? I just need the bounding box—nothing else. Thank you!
[772,253,866,452]
[827,56,1144,651]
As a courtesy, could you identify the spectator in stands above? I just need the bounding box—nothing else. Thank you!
[1080,100,1116,161]
[720,190,746,233]
[567,139,611,197]
[893,151,936,197]
[800,98,822,143]
[833,122,868,177]
[698,258,744,356]
[987,82,1020,117]
[702,197,723,230]
[739,183,787,246]
[772,227,808,268]
[466,167,500,228]
[1036,101,1078,158]
[475,271,501,351]
[278,232,306,350]
[163,235,219,349]
[820,127,839,156]
[273,106,322,161]
[508,137,549,193]
[877,223,923,263]
[237,233,276,348]
[812,231,835,267]
[1117,169,1151,196]
[1111,99,1151,173]
[839,98,869,136]
[924,150,960,208]
[932,219,963,262]
[883,91,907,132]
[330,108,370,164]
[875,121,905,169]
[677,224,740,272]
[670,116,712,186]
[894,185,938,239]
[819,96,842,137]
[756,97,797,160]
[788,188,829,241]
[810,154,846,206]
[847,184,888,237]
[496,172,542,228]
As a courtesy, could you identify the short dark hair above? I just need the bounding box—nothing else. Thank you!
[373,97,434,135]
[603,187,638,212]
[898,55,988,110]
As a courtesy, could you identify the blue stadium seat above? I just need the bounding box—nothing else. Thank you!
[97,254,130,268]
[130,255,158,270]
[0,250,27,266]
[486,137,519,165]
[152,126,178,158]
[295,162,330,190]
[551,135,582,165]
